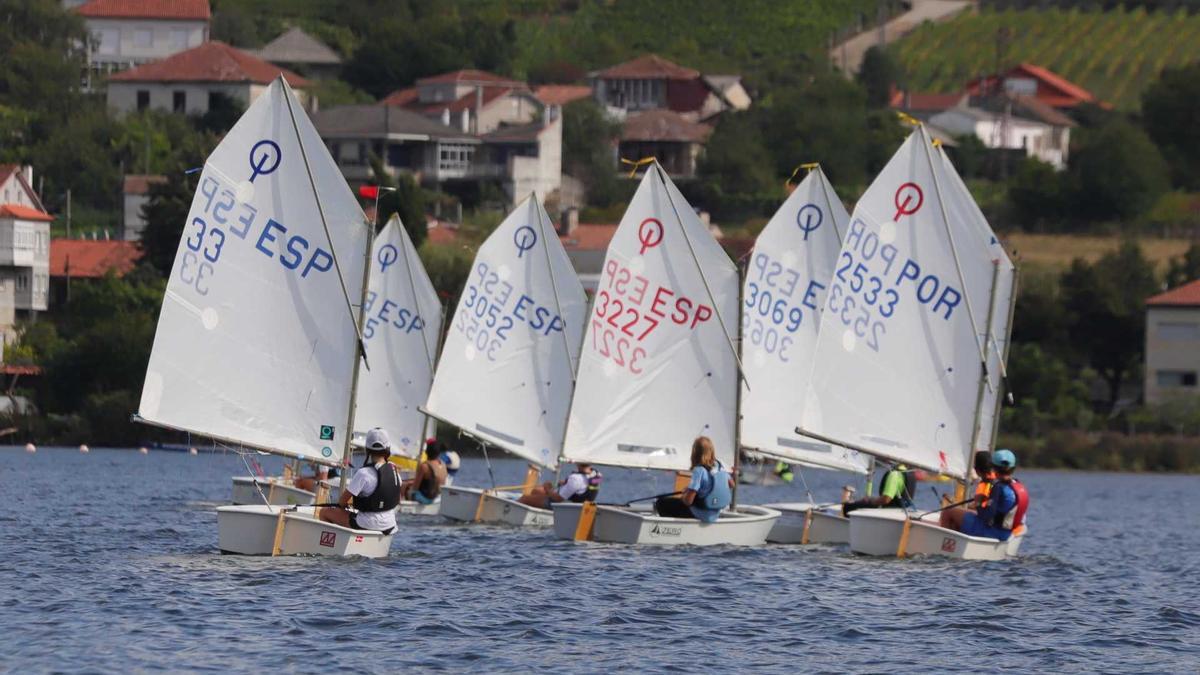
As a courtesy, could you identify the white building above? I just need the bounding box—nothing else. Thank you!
[588,54,751,122]
[930,95,1075,170]
[0,165,52,344]
[75,0,210,84]
[106,41,310,116]
[1144,280,1200,405]
[122,174,165,241]
[379,69,546,136]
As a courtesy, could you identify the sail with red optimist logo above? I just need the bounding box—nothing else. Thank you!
[561,162,739,472]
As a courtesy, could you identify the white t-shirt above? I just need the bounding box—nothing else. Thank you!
[557,472,588,500]
[346,463,397,532]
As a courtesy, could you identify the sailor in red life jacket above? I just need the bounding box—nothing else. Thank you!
[942,449,1029,541]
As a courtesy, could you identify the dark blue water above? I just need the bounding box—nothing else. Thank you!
[2,447,1198,672]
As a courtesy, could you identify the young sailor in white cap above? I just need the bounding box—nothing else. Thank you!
[318,427,400,533]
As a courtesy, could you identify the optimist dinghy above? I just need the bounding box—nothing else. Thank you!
[424,196,587,527]
[553,161,779,546]
[733,165,872,545]
[136,77,392,557]
[798,126,1020,560]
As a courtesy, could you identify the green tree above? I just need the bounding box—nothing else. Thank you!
[696,111,778,208]
[1060,241,1159,411]
[1008,157,1068,229]
[368,154,427,246]
[1141,63,1200,190]
[856,46,902,109]
[1165,243,1200,289]
[758,74,872,187]
[561,98,621,207]
[1068,120,1169,222]
[140,165,203,277]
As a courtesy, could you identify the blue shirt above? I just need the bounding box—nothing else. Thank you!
[977,481,1017,527]
[687,466,720,523]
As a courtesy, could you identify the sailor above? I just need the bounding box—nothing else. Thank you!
[942,449,1029,541]
[517,462,602,509]
[401,441,448,504]
[939,451,995,528]
[841,462,915,516]
[293,461,337,493]
[437,442,462,487]
[317,427,400,534]
[654,436,733,523]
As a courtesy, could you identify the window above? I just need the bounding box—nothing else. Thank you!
[1157,370,1198,388]
[95,28,119,55]
[133,29,152,48]
[169,29,189,51]
[17,275,27,291]
[438,143,474,173]
[173,90,186,113]
[137,90,150,111]
[1158,322,1200,341]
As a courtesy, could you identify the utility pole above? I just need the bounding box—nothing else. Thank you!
[66,189,72,239]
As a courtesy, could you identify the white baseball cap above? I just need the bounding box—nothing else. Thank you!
[364,428,391,454]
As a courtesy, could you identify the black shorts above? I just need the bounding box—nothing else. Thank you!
[348,514,395,536]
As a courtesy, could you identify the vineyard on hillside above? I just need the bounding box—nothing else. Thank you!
[891,6,1200,109]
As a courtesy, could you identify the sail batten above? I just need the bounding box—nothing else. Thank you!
[138,79,368,464]
[424,197,586,469]
[738,167,870,475]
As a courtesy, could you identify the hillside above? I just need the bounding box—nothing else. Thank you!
[891,6,1200,109]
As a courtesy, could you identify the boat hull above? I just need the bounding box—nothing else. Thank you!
[216,505,393,558]
[231,476,318,506]
[396,499,441,516]
[438,486,552,527]
[848,508,1024,560]
[552,503,780,546]
[763,502,849,544]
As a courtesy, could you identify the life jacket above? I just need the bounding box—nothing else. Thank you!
[695,465,733,511]
[990,477,1029,532]
[352,462,401,512]
[877,468,916,508]
[974,470,996,507]
[567,469,602,503]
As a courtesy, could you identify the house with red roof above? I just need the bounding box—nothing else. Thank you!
[74,0,210,83]
[966,63,1103,110]
[0,165,52,342]
[378,69,544,135]
[588,54,750,122]
[1144,280,1200,404]
[105,41,310,115]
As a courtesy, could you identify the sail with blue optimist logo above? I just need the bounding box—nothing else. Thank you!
[138,77,369,464]
[354,216,443,460]
[799,126,1014,481]
[424,196,586,470]
[738,167,870,475]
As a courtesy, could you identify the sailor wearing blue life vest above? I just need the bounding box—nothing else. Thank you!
[317,427,400,534]
[942,449,1030,542]
[517,462,602,509]
[654,436,734,523]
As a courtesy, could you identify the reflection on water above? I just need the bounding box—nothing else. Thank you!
[1,447,1198,671]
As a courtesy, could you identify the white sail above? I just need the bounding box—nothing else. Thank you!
[424,196,586,469]
[354,216,443,459]
[934,145,1015,455]
[739,168,870,474]
[562,164,739,472]
[799,126,1006,480]
[138,78,368,464]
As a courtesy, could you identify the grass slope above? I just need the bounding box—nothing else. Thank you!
[892,7,1200,109]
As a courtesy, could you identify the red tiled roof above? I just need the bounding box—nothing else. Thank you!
[379,87,419,106]
[1147,279,1200,307]
[50,240,142,278]
[108,41,309,86]
[1012,63,1095,104]
[0,204,53,222]
[967,63,1099,108]
[426,223,460,245]
[416,69,524,87]
[596,54,699,81]
[75,0,210,20]
[0,364,41,376]
[559,223,617,251]
[534,85,592,106]
[620,109,711,143]
[410,87,514,116]
[122,174,166,195]
[890,91,965,111]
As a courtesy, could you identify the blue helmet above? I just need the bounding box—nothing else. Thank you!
[992,448,1017,469]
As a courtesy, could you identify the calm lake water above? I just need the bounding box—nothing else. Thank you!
[2,446,1198,672]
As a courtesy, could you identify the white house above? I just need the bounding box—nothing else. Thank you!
[588,54,751,122]
[0,165,52,344]
[75,0,210,85]
[379,69,545,136]
[106,41,310,116]
[1144,280,1200,405]
[121,174,165,241]
[929,94,1075,170]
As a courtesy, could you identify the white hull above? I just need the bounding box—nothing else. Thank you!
[763,502,849,544]
[848,508,1024,560]
[396,499,440,516]
[231,476,324,506]
[216,504,393,558]
[552,503,780,546]
[438,486,553,527]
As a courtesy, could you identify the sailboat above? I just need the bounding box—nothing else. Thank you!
[551,161,780,545]
[355,215,444,515]
[137,77,390,557]
[798,126,1020,560]
[425,196,588,527]
[734,165,873,545]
